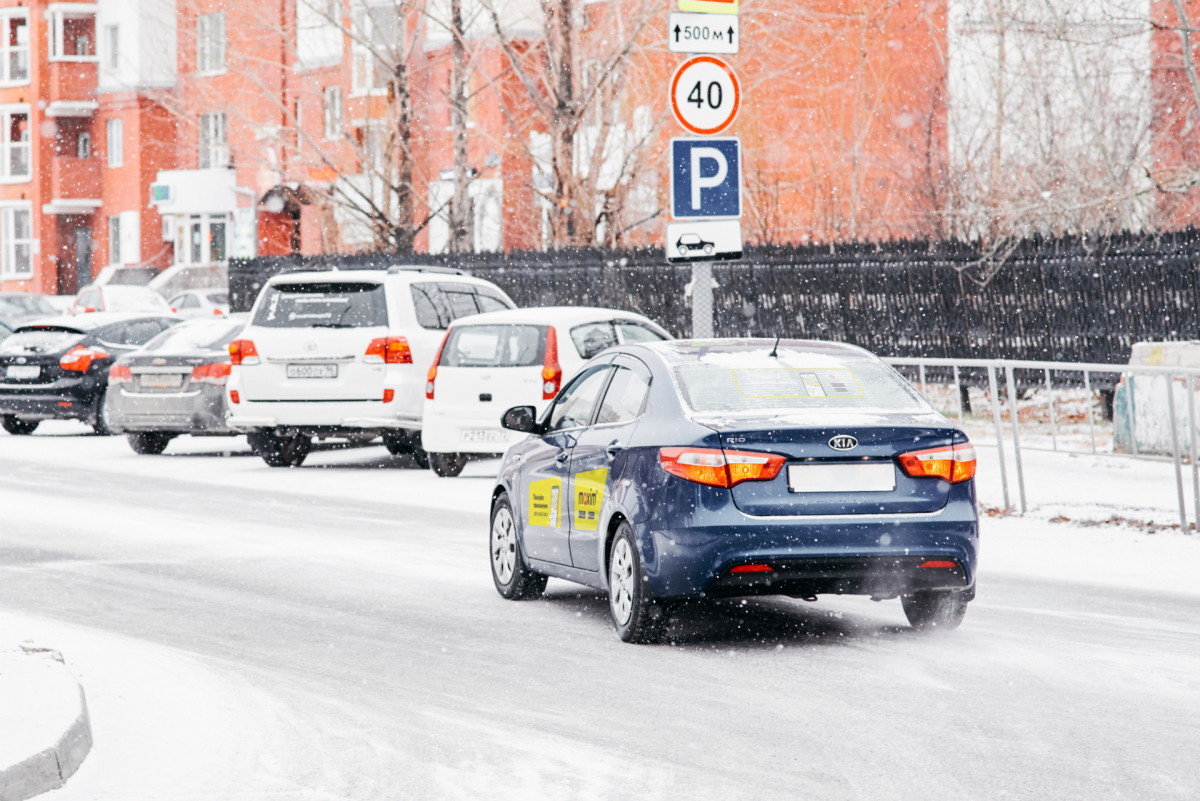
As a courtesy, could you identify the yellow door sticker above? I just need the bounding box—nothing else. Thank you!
[573,468,608,532]
[529,477,562,528]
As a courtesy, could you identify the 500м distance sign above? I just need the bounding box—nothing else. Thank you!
[668,13,739,54]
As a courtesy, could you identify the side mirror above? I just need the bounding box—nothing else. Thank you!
[502,405,538,434]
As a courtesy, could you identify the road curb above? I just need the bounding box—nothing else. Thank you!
[0,660,92,801]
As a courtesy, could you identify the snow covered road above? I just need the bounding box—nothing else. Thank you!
[2,425,1199,800]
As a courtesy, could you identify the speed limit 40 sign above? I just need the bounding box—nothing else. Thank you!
[670,55,741,136]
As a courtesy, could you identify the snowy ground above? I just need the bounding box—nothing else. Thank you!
[1,421,1198,800]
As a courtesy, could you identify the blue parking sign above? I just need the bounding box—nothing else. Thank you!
[670,137,741,220]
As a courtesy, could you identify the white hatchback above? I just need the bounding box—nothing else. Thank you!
[226,267,515,467]
[421,307,672,476]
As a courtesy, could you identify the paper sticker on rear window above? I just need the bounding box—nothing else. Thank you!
[732,368,864,399]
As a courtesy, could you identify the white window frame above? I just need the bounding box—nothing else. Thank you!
[323,85,343,140]
[108,214,121,264]
[198,112,228,169]
[47,8,98,63]
[106,118,123,167]
[0,104,31,184]
[76,131,90,159]
[196,12,226,75]
[105,23,118,72]
[351,4,394,97]
[0,201,36,279]
[0,10,30,86]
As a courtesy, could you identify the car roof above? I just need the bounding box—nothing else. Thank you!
[15,312,181,333]
[266,269,496,287]
[99,285,161,295]
[637,337,874,364]
[445,306,662,328]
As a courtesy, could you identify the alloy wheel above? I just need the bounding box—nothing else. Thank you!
[491,506,517,585]
[609,537,634,626]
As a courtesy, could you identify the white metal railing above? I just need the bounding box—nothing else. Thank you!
[882,356,1200,531]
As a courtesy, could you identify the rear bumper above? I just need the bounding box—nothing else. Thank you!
[107,386,233,434]
[227,400,421,432]
[0,382,97,421]
[704,555,972,599]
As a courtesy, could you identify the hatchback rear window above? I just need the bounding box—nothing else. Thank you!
[663,341,924,414]
[254,282,388,328]
[142,318,245,353]
[440,325,546,368]
[1,329,84,355]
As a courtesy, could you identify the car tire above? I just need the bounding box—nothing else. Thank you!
[256,433,311,468]
[127,432,172,455]
[490,493,547,600]
[429,452,468,477]
[902,590,968,631]
[92,391,114,436]
[1,415,39,435]
[384,431,431,469]
[607,522,668,644]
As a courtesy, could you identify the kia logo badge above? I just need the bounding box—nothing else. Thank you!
[829,435,858,451]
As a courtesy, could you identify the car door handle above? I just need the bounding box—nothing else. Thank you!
[555,451,570,464]
[606,441,624,460]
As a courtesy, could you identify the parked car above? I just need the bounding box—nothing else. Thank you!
[489,338,979,642]
[0,312,181,435]
[106,314,249,454]
[0,319,12,344]
[1113,340,1200,455]
[226,267,516,467]
[167,289,231,319]
[421,307,672,477]
[0,292,58,325]
[71,285,175,316]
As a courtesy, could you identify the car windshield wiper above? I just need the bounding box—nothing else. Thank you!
[308,323,356,328]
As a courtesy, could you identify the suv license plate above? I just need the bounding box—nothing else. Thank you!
[461,429,508,443]
[5,365,39,380]
[287,364,337,379]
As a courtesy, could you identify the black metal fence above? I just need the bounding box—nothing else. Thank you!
[230,229,1200,368]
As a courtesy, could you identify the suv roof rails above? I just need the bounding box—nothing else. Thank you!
[386,265,468,276]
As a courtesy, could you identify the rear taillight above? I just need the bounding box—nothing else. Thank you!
[60,345,109,372]
[897,443,976,484]
[190,362,232,386]
[229,390,240,404]
[919,560,958,569]
[659,447,786,489]
[426,330,451,400]
[730,564,773,574]
[383,389,394,403]
[213,308,224,315]
[365,336,412,364]
[108,364,133,384]
[229,339,260,366]
[542,326,563,400]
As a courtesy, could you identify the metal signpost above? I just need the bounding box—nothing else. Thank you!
[666,3,744,337]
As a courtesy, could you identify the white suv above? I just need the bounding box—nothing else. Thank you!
[226,267,515,466]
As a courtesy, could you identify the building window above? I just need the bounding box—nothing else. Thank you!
[0,13,29,85]
[108,215,121,264]
[0,107,30,181]
[199,112,228,168]
[297,0,342,71]
[352,4,395,95]
[77,132,90,159]
[0,204,34,278]
[48,9,96,61]
[106,118,123,167]
[105,24,118,72]
[197,12,226,74]
[323,86,342,139]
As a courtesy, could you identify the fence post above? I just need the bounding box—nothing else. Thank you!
[1005,364,1028,514]
[919,363,927,400]
[988,364,1012,512]
[953,365,964,425]
[1190,374,1199,533]
[691,262,714,338]
[1166,372,1188,532]
[1045,368,1057,451]
[1084,370,1097,454]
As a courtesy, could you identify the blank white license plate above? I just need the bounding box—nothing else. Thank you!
[5,365,39,380]
[461,429,508,443]
[788,463,896,493]
[287,364,337,379]
[139,373,183,388]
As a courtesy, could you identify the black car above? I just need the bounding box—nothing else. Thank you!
[0,313,181,435]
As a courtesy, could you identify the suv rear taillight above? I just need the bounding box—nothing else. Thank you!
[191,362,232,386]
[659,447,786,489]
[365,336,413,364]
[60,345,109,372]
[542,326,562,400]
[897,443,976,484]
[108,364,133,384]
[426,330,451,400]
[229,339,259,366]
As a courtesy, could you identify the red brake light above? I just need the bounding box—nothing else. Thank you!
[659,447,786,488]
[897,443,976,484]
[426,330,451,400]
[730,564,774,573]
[365,336,413,364]
[919,560,959,569]
[542,325,562,400]
[229,339,259,366]
[190,363,231,386]
[108,364,133,384]
[60,345,108,372]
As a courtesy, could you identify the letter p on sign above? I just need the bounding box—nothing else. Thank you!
[690,148,727,210]
[671,138,741,220]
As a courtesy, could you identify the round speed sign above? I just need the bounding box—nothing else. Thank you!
[670,55,741,136]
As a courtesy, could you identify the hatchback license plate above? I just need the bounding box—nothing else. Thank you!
[787,463,896,493]
[5,365,39,380]
[287,364,337,379]
[139,373,183,389]
[461,429,508,443]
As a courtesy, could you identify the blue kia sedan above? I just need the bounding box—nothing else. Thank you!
[490,339,979,643]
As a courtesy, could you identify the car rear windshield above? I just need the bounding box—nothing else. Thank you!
[253,282,388,328]
[439,325,546,368]
[141,318,245,353]
[411,282,515,330]
[1,329,85,355]
[663,341,925,414]
[105,287,169,311]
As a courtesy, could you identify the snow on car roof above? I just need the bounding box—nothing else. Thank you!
[267,269,498,288]
[15,311,180,333]
[445,306,660,328]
